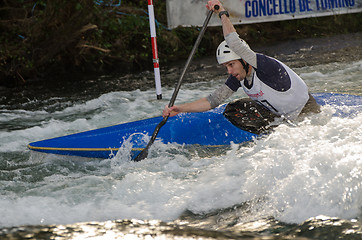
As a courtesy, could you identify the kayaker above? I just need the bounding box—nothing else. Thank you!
[162,0,320,133]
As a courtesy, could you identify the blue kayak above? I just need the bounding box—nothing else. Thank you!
[28,93,361,159]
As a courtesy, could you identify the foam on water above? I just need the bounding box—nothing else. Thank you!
[234,109,362,223]
[2,108,360,227]
[0,89,169,153]
[0,61,361,228]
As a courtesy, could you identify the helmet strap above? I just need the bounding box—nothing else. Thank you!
[238,59,249,75]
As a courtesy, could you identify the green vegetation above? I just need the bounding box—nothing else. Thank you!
[0,0,361,87]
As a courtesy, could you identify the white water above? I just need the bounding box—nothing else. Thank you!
[0,60,361,228]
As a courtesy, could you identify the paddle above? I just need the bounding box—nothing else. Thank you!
[134,5,218,162]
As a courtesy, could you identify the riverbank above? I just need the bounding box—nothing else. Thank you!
[1,31,361,109]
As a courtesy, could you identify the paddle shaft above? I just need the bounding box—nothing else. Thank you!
[167,9,217,108]
[133,7,217,162]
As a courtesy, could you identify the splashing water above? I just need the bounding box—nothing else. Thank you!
[0,59,361,239]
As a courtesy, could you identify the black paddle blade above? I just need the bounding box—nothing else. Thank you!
[133,117,168,162]
[133,144,150,162]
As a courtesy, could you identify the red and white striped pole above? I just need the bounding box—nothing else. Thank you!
[148,0,162,99]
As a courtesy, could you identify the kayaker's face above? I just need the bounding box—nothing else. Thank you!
[223,60,246,81]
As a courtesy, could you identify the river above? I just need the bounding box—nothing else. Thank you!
[0,33,361,239]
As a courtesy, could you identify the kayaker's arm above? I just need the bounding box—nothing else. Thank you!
[206,0,235,37]
[163,83,235,117]
[207,0,257,68]
[162,97,211,117]
[207,84,235,108]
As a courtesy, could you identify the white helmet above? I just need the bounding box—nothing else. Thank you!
[216,40,241,64]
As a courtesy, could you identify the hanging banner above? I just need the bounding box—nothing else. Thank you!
[166,0,362,28]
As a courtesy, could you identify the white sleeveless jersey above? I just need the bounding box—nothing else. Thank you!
[242,55,309,120]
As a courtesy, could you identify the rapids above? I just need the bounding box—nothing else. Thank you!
[0,34,361,239]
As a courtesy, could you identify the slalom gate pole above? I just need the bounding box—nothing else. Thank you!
[147,0,162,99]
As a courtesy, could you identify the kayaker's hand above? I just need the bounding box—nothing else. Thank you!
[162,105,180,118]
[206,0,224,12]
